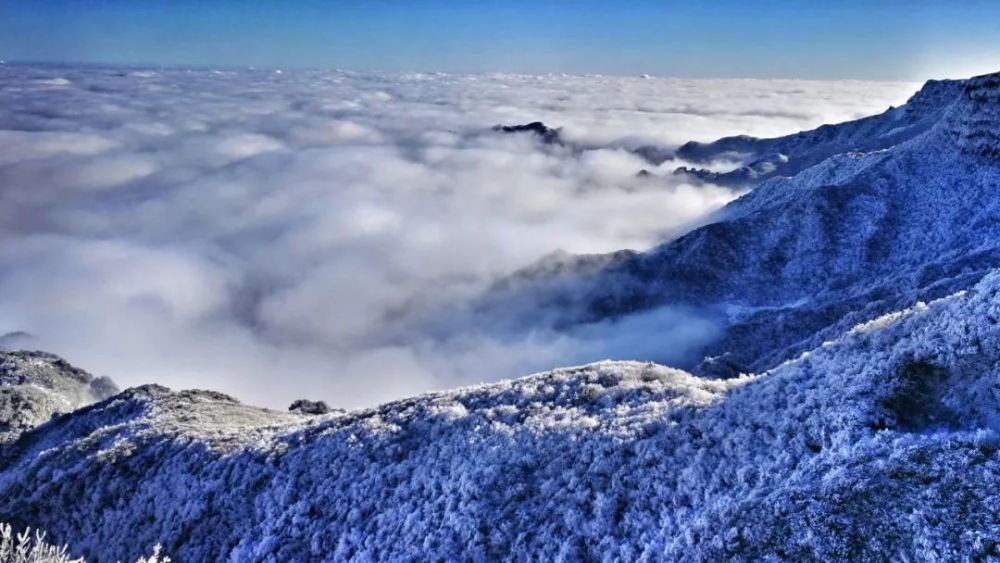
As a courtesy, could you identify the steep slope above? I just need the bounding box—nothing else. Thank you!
[489,77,960,183]
[673,78,964,186]
[3,270,1000,561]
[481,71,1000,377]
[0,351,118,443]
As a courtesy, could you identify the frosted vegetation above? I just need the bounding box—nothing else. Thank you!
[482,71,1000,380]
[0,523,169,563]
[5,270,1000,560]
[0,351,117,443]
[0,70,999,560]
[0,522,81,563]
[0,523,170,563]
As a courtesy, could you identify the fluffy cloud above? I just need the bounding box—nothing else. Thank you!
[0,64,917,408]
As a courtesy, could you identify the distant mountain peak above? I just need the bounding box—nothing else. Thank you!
[492,121,564,145]
[673,76,969,187]
[0,350,118,443]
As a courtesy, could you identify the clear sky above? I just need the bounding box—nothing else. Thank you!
[2,0,1000,80]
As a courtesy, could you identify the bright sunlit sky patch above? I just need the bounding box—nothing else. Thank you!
[2,0,1000,80]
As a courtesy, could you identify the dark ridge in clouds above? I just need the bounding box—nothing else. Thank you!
[0,64,917,408]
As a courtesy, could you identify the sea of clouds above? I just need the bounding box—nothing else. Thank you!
[0,64,917,408]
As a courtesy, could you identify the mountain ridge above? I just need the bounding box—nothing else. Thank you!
[478,70,1000,378]
[673,76,965,186]
[3,71,1000,561]
[4,269,1000,560]
[0,350,118,444]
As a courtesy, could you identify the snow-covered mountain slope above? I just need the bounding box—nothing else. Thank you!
[481,71,1000,377]
[673,77,965,186]
[0,351,117,443]
[4,269,1000,561]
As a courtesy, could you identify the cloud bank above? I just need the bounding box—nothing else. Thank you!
[0,64,917,408]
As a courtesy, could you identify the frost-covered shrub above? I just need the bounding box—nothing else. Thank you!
[0,523,81,563]
[0,523,170,563]
[134,545,170,563]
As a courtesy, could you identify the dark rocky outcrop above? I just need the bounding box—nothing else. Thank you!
[492,121,564,145]
[288,399,338,415]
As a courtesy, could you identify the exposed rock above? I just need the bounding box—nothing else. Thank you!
[288,399,337,415]
[492,121,564,145]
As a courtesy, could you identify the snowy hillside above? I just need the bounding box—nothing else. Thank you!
[4,270,1000,560]
[0,351,117,443]
[482,71,1000,378]
[673,77,965,186]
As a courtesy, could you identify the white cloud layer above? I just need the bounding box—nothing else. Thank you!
[0,64,917,408]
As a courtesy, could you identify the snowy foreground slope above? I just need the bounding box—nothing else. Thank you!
[5,271,1000,560]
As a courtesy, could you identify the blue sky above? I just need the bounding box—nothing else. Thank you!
[2,0,1000,80]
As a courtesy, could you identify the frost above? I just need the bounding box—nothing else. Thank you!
[1,68,1000,560]
[0,523,81,563]
[486,71,1000,384]
[0,522,170,563]
[6,271,1000,559]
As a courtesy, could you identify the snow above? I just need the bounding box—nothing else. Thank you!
[5,271,1000,560]
[0,351,118,443]
[478,71,1000,382]
[0,69,999,560]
